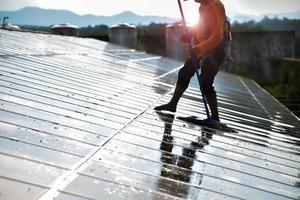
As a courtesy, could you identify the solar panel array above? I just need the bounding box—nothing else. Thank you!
[0,29,299,200]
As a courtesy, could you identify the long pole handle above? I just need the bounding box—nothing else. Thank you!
[177,0,210,118]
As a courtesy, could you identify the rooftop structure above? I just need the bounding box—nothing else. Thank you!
[50,23,79,36]
[0,29,299,200]
[2,23,21,31]
[109,23,137,49]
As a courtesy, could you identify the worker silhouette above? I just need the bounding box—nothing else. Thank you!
[155,111,217,198]
[155,0,228,124]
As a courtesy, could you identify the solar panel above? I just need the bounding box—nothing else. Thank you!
[0,29,299,200]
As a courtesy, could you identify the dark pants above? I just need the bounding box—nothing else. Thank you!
[177,49,225,98]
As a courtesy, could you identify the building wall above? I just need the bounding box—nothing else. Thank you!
[165,24,193,61]
[51,28,78,36]
[137,34,166,56]
[164,29,295,81]
[228,31,295,81]
[109,28,137,49]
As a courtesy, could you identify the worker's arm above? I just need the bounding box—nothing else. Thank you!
[179,33,191,43]
[192,3,225,58]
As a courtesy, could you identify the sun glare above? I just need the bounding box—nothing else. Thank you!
[182,1,199,26]
[186,13,199,26]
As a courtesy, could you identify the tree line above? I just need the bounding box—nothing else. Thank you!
[38,17,299,57]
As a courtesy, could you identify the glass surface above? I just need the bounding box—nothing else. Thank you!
[0,154,64,186]
[0,177,46,200]
[1,29,299,200]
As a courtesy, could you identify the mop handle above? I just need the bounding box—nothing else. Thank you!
[177,0,210,118]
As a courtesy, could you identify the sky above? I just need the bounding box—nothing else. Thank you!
[1,0,300,23]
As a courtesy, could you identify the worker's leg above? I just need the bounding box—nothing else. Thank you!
[201,52,224,121]
[155,58,195,112]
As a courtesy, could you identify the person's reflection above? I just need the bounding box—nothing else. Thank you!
[155,111,215,198]
[296,173,300,188]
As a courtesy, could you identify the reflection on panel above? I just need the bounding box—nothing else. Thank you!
[0,29,299,200]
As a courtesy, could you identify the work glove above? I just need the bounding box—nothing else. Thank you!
[189,47,204,60]
[179,33,192,44]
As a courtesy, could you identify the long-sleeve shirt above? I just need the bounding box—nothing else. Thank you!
[192,0,226,58]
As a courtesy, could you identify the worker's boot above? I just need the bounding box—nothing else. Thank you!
[206,95,220,122]
[154,85,186,112]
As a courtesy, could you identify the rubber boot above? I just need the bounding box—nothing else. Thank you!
[206,95,220,121]
[154,84,187,112]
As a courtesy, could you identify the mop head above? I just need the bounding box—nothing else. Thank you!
[177,116,238,133]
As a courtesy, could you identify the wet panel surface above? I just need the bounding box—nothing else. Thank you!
[82,159,293,200]
[0,29,299,200]
[0,153,65,186]
[0,177,47,200]
[0,121,95,155]
[102,137,299,196]
[63,174,181,200]
[125,118,300,169]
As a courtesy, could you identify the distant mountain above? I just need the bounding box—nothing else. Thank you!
[0,7,177,27]
[1,7,300,27]
[228,13,260,22]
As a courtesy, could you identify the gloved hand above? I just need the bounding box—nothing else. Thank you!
[189,47,204,60]
[179,33,191,43]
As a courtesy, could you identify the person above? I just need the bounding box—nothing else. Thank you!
[155,0,227,123]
